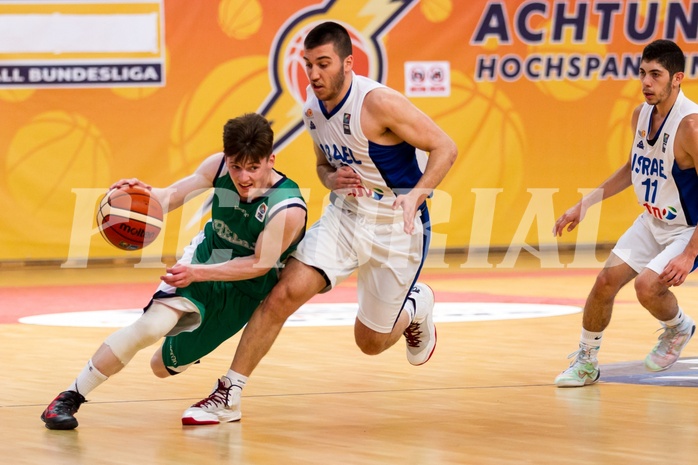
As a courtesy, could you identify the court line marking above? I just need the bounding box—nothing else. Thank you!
[18,302,582,328]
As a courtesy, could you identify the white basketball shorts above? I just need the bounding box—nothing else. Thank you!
[293,203,430,333]
[612,212,697,274]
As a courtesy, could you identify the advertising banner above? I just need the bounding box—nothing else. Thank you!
[1,0,697,265]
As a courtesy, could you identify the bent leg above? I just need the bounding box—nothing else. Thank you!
[354,316,409,356]
[634,269,678,321]
[555,254,637,388]
[636,268,695,371]
[96,303,182,377]
[42,299,183,430]
[582,253,637,332]
[230,258,327,376]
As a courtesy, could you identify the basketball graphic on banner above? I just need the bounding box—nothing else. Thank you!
[4,111,111,252]
[169,56,270,177]
[0,88,35,103]
[420,0,452,22]
[218,0,263,39]
[283,22,371,105]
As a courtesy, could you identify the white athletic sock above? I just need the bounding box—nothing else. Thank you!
[403,298,417,323]
[662,307,685,328]
[68,359,108,397]
[580,329,603,350]
[226,370,247,390]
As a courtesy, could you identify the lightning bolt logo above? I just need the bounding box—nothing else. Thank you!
[258,0,418,151]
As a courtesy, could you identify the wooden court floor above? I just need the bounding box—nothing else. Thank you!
[2,251,698,464]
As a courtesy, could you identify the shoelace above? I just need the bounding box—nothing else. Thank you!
[50,393,85,414]
[566,346,597,366]
[192,380,231,408]
[404,322,423,348]
[653,325,683,356]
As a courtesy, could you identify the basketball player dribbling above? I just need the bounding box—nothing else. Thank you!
[41,113,307,429]
[554,40,698,387]
[182,21,458,425]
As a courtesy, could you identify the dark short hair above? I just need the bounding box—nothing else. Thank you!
[222,113,274,164]
[304,21,353,60]
[642,39,685,76]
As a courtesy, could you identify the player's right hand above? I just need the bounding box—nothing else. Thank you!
[330,165,362,191]
[553,202,585,237]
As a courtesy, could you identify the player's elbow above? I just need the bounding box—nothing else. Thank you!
[444,139,458,166]
[249,259,274,278]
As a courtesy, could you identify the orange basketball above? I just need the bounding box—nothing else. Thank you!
[97,186,163,250]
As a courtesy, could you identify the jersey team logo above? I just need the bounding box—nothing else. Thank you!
[255,203,268,222]
[257,0,418,151]
[665,206,677,220]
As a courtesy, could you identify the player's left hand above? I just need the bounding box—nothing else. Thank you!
[161,264,197,288]
[659,253,694,287]
[393,190,424,234]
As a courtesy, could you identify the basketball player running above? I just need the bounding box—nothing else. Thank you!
[183,21,457,425]
[41,113,307,429]
[554,40,698,387]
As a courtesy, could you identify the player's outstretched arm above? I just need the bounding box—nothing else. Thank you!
[553,160,632,237]
[108,153,221,213]
[553,105,642,236]
[161,205,306,287]
[152,153,221,212]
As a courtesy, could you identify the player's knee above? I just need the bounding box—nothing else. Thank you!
[634,272,663,306]
[354,325,388,355]
[261,282,305,322]
[356,338,384,356]
[150,351,170,378]
[591,270,622,299]
[105,310,174,366]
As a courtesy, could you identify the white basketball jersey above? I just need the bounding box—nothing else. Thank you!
[302,73,427,221]
[631,90,698,226]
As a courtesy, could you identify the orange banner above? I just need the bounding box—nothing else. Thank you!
[1,0,698,264]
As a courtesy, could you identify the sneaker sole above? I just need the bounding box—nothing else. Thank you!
[181,410,241,426]
[41,413,78,430]
[555,369,600,388]
[182,416,220,426]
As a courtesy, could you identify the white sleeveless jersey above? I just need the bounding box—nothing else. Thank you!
[302,73,427,222]
[631,90,698,226]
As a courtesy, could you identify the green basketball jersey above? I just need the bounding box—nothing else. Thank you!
[193,161,306,299]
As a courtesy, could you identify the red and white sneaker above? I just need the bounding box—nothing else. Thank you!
[181,376,241,425]
[403,283,437,366]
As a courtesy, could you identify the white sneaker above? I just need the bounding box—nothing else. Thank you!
[404,283,436,366]
[645,316,695,372]
[554,345,600,388]
[181,376,241,425]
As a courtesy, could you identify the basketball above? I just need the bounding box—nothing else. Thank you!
[97,186,163,250]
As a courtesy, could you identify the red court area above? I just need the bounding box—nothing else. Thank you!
[0,269,596,324]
